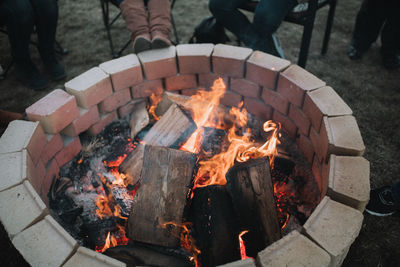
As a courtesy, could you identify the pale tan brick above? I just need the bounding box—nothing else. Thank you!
[26,89,79,134]
[0,181,47,238]
[304,196,363,267]
[65,67,113,108]
[12,215,78,267]
[221,90,242,107]
[289,104,311,136]
[131,79,164,99]
[296,134,315,165]
[40,133,63,165]
[177,43,214,74]
[218,258,256,267]
[257,230,330,267]
[138,46,177,80]
[324,116,365,156]
[99,53,143,91]
[118,98,148,118]
[328,155,370,211]
[61,106,100,137]
[273,111,297,139]
[41,159,59,206]
[99,88,131,114]
[165,74,197,91]
[0,150,29,192]
[244,97,272,121]
[261,88,289,115]
[54,136,82,167]
[230,78,260,98]
[0,120,46,165]
[246,51,291,89]
[277,65,326,107]
[87,111,118,136]
[212,44,252,78]
[303,86,353,131]
[198,73,229,90]
[64,247,126,267]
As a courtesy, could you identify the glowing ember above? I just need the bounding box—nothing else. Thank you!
[238,230,251,260]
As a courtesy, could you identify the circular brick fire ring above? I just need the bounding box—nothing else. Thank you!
[0,44,369,267]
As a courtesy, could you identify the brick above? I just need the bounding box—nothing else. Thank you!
[181,88,202,96]
[277,65,326,107]
[219,258,256,267]
[26,89,79,134]
[212,44,252,78]
[99,54,143,91]
[296,134,315,165]
[261,88,289,115]
[41,159,59,207]
[0,120,46,165]
[312,156,327,198]
[64,247,126,267]
[273,111,297,139]
[61,106,100,136]
[221,90,243,107]
[288,104,311,136]
[0,150,30,192]
[87,111,118,136]
[303,86,353,131]
[198,73,228,90]
[309,126,329,164]
[304,196,363,267]
[165,74,197,91]
[99,88,131,114]
[40,133,63,165]
[244,97,272,122]
[176,43,214,74]
[0,181,47,238]
[246,51,291,89]
[28,159,46,195]
[328,155,370,211]
[12,215,78,267]
[230,78,260,98]
[324,116,365,156]
[65,67,113,108]
[54,136,82,167]
[118,98,148,118]
[131,79,164,99]
[137,46,177,80]
[257,230,330,267]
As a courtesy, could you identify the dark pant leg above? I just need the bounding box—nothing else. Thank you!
[380,1,400,55]
[352,0,386,51]
[0,0,35,62]
[391,181,400,210]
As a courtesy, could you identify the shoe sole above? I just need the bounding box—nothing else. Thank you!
[134,38,152,54]
[365,208,395,217]
[152,38,170,50]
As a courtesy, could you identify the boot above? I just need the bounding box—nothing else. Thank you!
[120,0,151,53]
[15,59,49,91]
[147,0,172,49]
[39,49,67,81]
[0,109,23,128]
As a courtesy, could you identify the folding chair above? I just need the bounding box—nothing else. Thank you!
[239,0,337,68]
[100,0,180,58]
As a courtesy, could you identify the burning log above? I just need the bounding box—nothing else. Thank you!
[155,91,191,117]
[120,103,197,185]
[127,145,197,248]
[129,99,149,139]
[226,158,281,248]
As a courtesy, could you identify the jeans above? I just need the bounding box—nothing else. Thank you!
[391,181,400,210]
[209,0,297,55]
[0,0,58,63]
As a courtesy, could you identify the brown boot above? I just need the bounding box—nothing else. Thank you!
[0,109,23,127]
[147,0,172,49]
[120,0,152,53]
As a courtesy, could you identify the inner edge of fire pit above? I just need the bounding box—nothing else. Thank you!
[0,44,370,267]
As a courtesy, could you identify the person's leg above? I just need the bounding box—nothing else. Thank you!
[348,0,386,59]
[0,0,48,90]
[120,0,151,53]
[380,1,400,69]
[147,0,171,49]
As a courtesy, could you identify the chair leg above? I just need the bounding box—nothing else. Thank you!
[297,3,317,68]
[170,0,180,45]
[101,0,118,58]
[321,0,337,55]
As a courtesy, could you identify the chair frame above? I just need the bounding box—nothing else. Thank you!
[100,0,180,59]
[239,0,337,68]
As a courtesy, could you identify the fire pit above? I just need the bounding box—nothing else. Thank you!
[0,44,369,267]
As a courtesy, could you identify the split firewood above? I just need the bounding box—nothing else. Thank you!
[127,145,197,248]
[226,158,281,247]
[155,91,191,117]
[129,98,149,139]
[120,103,197,185]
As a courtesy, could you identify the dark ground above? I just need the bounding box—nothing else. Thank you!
[1,0,400,266]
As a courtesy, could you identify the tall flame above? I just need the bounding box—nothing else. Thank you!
[238,230,251,260]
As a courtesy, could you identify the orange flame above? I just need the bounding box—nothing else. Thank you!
[238,230,251,260]
[148,93,163,121]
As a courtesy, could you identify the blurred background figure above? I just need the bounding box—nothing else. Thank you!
[348,0,400,70]
[0,0,66,90]
[119,0,172,54]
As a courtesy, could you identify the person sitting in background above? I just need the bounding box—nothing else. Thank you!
[208,0,307,58]
[348,0,400,70]
[366,181,400,216]
[0,0,66,90]
[117,0,172,54]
